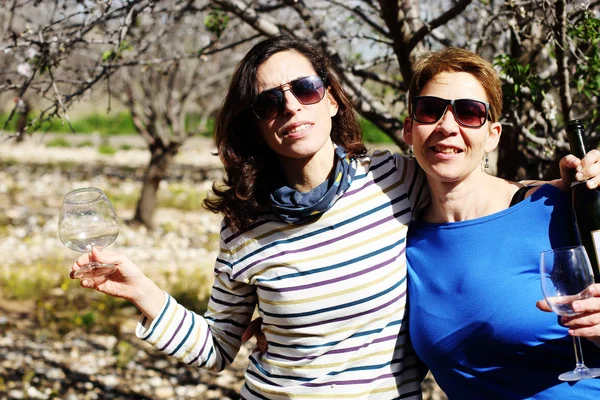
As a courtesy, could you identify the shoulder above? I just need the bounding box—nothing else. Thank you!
[220,215,280,242]
[506,183,569,212]
[366,150,419,176]
[529,183,569,202]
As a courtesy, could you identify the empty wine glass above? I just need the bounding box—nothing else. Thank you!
[58,187,119,279]
[540,245,600,381]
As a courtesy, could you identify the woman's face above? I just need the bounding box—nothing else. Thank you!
[403,71,502,185]
[254,50,339,163]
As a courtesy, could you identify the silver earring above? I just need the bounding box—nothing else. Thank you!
[484,153,489,169]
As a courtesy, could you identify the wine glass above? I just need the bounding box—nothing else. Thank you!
[58,187,120,279]
[540,245,600,381]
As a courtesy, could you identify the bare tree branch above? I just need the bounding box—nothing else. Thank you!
[327,0,389,37]
[553,0,572,121]
[212,0,282,36]
[407,0,473,51]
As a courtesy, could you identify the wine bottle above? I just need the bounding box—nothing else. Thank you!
[566,119,600,283]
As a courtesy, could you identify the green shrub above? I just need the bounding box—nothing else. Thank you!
[72,112,137,135]
[0,258,134,335]
[0,112,136,134]
[0,260,67,301]
[46,137,72,148]
[76,140,95,148]
[0,114,18,131]
[159,184,207,211]
[115,340,137,368]
[103,190,140,208]
[185,113,215,137]
[98,143,117,155]
[0,253,212,337]
[360,118,393,144]
[3,109,394,145]
[33,117,72,133]
[163,268,209,314]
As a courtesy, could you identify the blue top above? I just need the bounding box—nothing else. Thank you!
[407,184,600,399]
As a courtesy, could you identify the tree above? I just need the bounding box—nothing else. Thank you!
[102,3,249,228]
[1,0,249,228]
[2,0,600,225]
[215,0,600,180]
[496,1,600,180]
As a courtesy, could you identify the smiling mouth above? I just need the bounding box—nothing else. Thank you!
[432,146,462,154]
[283,123,312,136]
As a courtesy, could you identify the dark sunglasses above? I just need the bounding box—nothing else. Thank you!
[251,75,327,120]
[411,96,491,128]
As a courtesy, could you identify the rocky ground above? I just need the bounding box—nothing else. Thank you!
[0,135,447,400]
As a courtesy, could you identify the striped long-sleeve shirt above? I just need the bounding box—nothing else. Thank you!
[136,151,427,399]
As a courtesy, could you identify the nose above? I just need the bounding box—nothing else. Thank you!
[281,86,302,115]
[436,105,459,135]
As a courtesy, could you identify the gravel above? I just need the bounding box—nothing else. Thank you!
[0,135,446,399]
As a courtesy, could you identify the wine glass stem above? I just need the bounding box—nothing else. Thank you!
[87,245,97,268]
[572,336,588,370]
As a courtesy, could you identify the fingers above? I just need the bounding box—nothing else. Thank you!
[256,333,268,353]
[561,284,600,339]
[557,154,581,191]
[536,299,552,312]
[580,149,600,188]
[89,247,122,266]
[567,149,600,188]
[71,248,124,283]
[71,257,87,279]
[80,278,96,289]
[564,318,600,338]
[560,154,580,171]
[73,247,114,268]
[242,317,269,353]
[242,317,263,342]
[560,150,600,190]
[568,285,600,314]
[75,252,92,267]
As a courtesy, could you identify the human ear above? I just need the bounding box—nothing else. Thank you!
[484,121,502,152]
[326,91,339,117]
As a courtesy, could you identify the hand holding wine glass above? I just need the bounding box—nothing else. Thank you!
[59,187,119,279]
[540,245,600,381]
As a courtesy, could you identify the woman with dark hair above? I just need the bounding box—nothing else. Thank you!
[70,35,427,399]
[204,36,368,231]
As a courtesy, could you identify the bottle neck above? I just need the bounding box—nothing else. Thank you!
[567,120,587,159]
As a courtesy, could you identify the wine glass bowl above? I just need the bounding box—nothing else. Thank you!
[541,247,594,316]
[540,245,600,381]
[59,187,119,279]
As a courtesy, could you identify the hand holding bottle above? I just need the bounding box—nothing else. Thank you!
[558,149,600,191]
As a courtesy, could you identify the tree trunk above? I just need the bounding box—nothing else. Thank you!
[497,123,524,180]
[131,141,181,229]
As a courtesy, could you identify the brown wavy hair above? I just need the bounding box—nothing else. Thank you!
[407,47,503,122]
[203,35,366,232]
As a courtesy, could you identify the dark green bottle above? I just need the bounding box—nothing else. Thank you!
[566,119,600,283]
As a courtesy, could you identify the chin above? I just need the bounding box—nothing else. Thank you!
[425,168,462,182]
[283,140,331,159]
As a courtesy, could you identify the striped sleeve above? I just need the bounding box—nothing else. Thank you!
[135,227,257,372]
[395,154,429,216]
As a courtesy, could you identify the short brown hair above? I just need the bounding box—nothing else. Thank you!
[407,47,502,122]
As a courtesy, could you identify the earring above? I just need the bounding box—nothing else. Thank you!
[484,153,489,169]
[408,145,414,159]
